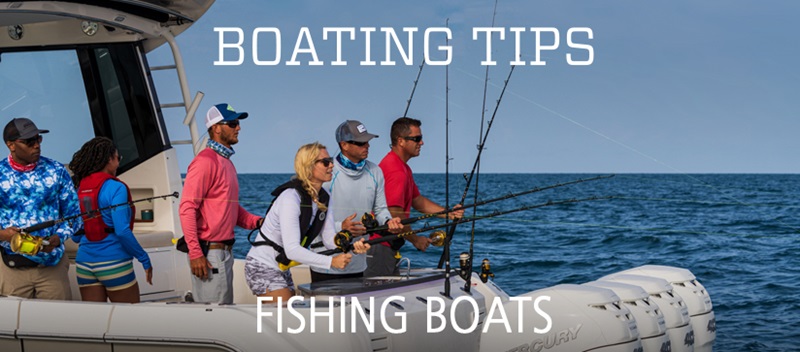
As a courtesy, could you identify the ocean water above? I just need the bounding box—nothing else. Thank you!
[233,173,800,351]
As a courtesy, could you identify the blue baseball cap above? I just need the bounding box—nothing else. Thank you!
[205,103,249,128]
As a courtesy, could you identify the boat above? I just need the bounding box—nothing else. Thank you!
[0,1,716,351]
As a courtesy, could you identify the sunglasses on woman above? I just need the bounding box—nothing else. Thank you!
[316,157,334,167]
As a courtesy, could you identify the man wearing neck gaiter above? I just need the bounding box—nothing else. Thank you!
[310,120,402,282]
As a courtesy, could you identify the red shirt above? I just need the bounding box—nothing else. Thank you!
[379,150,420,219]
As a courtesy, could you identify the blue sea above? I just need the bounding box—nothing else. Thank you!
[233,173,800,351]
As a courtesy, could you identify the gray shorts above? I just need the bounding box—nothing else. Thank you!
[190,248,234,304]
[244,256,294,295]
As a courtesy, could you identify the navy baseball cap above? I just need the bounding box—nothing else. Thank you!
[205,103,249,128]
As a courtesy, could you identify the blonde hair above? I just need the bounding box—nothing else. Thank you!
[294,142,327,211]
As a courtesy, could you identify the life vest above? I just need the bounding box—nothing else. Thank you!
[248,179,329,270]
[78,172,134,242]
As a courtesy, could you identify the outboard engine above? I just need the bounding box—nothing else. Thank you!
[599,274,694,352]
[586,281,671,352]
[610,265,715,352]
[481,284,642,352]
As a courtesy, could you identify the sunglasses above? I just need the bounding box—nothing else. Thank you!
[316,157,334,167]
[346,140,368,147]
[402,135,423,143]
[217,120,240,128]
[18,135,43,147]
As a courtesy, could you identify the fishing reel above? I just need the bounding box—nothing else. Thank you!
[458,252,471,280]
[429,230,446,247]
[333,230,353,251]
[10,233,50,256]
[361,212,379,230]
[479,258,495,283]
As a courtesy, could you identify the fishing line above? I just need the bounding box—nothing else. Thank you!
[450,68,800,234]
[614,196,800,209]
[487,218,796,239]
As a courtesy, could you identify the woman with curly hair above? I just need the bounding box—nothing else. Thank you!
[245,142,369,301]
[69,137,152,303]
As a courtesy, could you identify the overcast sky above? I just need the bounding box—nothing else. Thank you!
[147,0,799,174]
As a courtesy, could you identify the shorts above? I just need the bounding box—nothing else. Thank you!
[244,256,294,295]
[76,259,137,291]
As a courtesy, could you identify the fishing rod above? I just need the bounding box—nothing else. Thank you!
[444,17,452,214]
[445,65,513,296]
[403,58,426,117]
[440,0,505,297]
[322,196,612,256]
[437,63,516,271]
[460,0,502,294]
[21,192,179,234]
[362,174,616,233]
[443,18,453,297]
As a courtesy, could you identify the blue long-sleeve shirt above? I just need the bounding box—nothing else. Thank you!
[0,156,81,266]
[73,179,151,269]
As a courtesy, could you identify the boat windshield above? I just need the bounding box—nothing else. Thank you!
[0,50,93,165]
[0,43,170,173]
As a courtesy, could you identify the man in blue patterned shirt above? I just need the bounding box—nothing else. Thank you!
[0,118,81,300]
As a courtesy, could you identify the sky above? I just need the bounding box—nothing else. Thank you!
[147,0,799,174]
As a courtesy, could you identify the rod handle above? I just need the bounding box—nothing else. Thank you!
[22,220,57,234]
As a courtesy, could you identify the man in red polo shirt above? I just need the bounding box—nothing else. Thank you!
[374,117,463,276]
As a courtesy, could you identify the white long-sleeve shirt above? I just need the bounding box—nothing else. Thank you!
[246,189,336,271]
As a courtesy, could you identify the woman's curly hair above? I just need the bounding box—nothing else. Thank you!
[69,137,117,186]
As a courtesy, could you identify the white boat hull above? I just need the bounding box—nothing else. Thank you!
[3,260,715,352]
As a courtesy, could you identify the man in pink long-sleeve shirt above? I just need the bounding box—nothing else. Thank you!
[179,103,262,303]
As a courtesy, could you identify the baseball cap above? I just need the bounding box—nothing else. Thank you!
[205,103,249,128]
[335,120,378,143]
[3,118,50,142]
